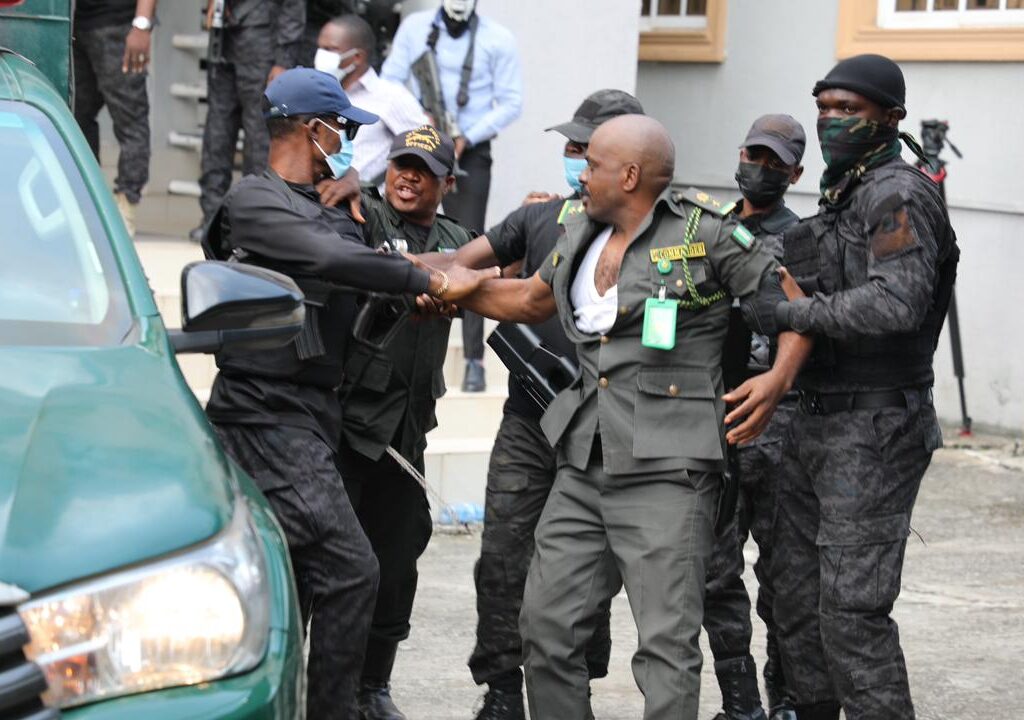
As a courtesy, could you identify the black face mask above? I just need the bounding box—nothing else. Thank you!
[442,10,473,37]
[735,161,790,209]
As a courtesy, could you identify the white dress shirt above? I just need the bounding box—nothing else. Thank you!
[347,67,430,183]
[570,227,618,335]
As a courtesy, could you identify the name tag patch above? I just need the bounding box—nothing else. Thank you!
[649,243,706,263]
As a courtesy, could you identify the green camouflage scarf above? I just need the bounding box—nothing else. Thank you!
[818,116,902,205]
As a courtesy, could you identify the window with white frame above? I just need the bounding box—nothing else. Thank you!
[639,0,708,31]
[878,0,1024,28]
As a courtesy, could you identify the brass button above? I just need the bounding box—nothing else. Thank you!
[676,278,684,288]
[598,377,609,389]
[600,335,609,344]
[668,384,680,397]
[619,305,629,316]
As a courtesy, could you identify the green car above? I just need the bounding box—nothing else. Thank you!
[0,46,308,720]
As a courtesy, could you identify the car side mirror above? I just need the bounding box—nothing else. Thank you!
[169,261,305,354]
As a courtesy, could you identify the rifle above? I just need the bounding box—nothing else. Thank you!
[206,0,225,65]
[915,119,970,436]
[486,322,580,413]
[410,49,467,179]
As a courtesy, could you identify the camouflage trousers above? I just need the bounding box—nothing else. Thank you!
[213,423,379,720]
[773,391,942,719]
[199,24,276,223]
[704,402,795,704]
[469,410,612,687]
[73,23,150,203]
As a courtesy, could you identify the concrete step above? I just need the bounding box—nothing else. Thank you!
[432,388,507,441]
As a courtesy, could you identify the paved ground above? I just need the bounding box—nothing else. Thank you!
[388,435,1024,719]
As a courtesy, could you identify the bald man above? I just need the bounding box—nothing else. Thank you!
[448,115,812,720]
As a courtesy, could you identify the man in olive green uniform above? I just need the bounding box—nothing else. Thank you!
[450,114,812,720]
[336,126,472,720]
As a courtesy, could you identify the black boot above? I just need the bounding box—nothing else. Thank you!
[712,655,768,720]
[473,688,525,720]
[793,701,841,720]
[358,639,406,720]
[763,642,797,720]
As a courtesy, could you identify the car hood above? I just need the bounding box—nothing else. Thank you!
[0,344,233,594]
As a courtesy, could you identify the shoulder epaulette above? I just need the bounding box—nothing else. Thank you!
[434,212,475,240]
[556,198,585,225]
[674,187,735,217]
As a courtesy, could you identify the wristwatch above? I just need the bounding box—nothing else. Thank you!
[131,16,153,31]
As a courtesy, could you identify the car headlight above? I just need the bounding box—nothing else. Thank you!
[18,496,271,709]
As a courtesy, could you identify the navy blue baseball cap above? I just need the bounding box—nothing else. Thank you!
[263,67,379,125]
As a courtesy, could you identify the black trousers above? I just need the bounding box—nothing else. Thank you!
[73,23,150,202]
[336,440,434,680]
[703,403,796,704]
[199,25,275,223]
[214,423,378,720]
[469,410,611,686]
[442,141,492,361]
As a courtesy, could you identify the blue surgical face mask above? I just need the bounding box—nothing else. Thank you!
[313,119,355,179]
[563,155,587,194]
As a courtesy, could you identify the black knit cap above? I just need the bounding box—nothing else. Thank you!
[812,54,906,112]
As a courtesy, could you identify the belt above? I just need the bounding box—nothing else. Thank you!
[798,387,932,415]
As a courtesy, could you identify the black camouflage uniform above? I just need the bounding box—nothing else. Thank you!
[704,199,798,720]
[770,56,959,720]
[336,183,472,704]
[73,0,150,204]
[198,0,305,227]
[468,196,612,695]
[203,162,435,718]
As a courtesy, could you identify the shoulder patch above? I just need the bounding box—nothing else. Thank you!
[557,199,585,225]
[731,223,755,251]
[676,187,730,216]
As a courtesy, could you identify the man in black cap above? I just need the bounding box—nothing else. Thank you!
[703,114,805,720]
[335,125,473,720]
[769,54,959,720]
[200,68,488,719]
[423,89,642,720]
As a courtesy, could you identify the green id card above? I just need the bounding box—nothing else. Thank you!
[641,293,677,350]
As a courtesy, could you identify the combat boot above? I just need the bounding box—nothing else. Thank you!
[358,639,407,720]
[792,701,840,720]
[472,688,525,720]
[763,647,797,720]
[711,654,768,720]
[357,682,407,720]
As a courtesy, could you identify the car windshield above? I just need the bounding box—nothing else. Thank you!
[0,100,131,346]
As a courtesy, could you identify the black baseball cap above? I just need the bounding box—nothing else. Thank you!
[388,126,456,177]
[263,67,379,125]
[740,114,806,166]
[812,54,906,112]
[545,89,645,144]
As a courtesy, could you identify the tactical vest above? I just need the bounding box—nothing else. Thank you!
[782,163,958,388]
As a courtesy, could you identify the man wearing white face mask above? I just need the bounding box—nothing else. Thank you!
[382,0,523,393]
[315,14,429,186]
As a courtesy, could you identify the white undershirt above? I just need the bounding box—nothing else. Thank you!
[571,227,619,335]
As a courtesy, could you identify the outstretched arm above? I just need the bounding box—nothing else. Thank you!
[454,271,557,324]
[418,234,500,272]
